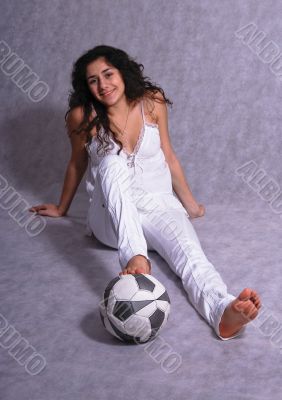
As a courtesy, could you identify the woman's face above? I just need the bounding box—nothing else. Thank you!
[86,57,125,106]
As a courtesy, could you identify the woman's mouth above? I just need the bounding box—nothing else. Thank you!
[101,89,115,97]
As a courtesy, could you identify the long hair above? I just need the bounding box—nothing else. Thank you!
[65,45,173,156]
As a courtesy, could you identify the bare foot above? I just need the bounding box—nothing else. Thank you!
[119,255,152,276]
[219,288,262,338]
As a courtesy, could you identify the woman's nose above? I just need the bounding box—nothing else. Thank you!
[98,77,108,91]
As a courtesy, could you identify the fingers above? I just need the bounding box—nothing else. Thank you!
[28,204,63,218]
[35,209,49,216]
[29,205,47,213]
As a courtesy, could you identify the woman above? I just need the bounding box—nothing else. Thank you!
[29,45,261,340]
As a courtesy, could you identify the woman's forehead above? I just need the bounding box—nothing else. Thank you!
[87,58,114,73]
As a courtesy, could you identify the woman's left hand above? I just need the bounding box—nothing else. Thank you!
[187,204,205,219]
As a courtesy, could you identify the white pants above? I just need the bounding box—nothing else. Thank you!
[87,155,246,341]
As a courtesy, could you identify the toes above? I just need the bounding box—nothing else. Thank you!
[136,267,147,274]
[251,290,261,302]
[132,266,149,275]
[127,268,137,275]
[249,291,262,309]
[233,300,245,312]
[254,299,261,308]
[250,292,258,301]
[120,264,150,276]
[238,288,261,304]
[238,288,252,301]
[251,308,259,320]
[247,306,258,320]
[234,300,258,320]
[119,269,129,276]
[241,302,259,321]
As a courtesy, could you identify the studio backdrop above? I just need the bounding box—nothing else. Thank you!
[1,0,281,214]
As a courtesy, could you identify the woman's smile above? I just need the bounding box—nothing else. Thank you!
[101,89,115,97]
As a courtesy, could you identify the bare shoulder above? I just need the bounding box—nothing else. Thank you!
[143,90,167,125]
[66,106,97,139]
[144,91,177,164]
[66,106,84,128]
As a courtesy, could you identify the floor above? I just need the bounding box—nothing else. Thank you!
[0,190,281,400]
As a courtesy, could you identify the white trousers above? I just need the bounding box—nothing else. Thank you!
[87,155,246,341]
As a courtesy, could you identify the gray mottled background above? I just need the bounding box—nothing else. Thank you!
[1,0,281,206]
[1,1,281,399]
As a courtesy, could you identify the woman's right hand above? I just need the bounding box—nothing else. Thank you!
[28,204,65,217]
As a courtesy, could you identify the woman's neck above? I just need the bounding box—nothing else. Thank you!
[106,95,133,119]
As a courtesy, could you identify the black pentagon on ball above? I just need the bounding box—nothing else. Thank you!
[133,274,155,292]
[131,299,155,313]
[156,290,171,304]
[149,308,165,331]
[113,301,134,321]
[103,276,120,307]
[147,328,160,342]
[145,309,166,342]
[113,299,155,321]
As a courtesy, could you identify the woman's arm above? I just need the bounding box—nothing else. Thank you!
[56,157,88,216]
[29,107,90,217]
[57,108,89,215]
[166,158,205,218]
[153,93,205,218]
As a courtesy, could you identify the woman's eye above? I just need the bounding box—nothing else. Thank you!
[89,73,112,85]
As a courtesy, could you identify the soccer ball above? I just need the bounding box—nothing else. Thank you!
[99,274,171,344]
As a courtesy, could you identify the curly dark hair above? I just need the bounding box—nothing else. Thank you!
[65,44,173,156]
